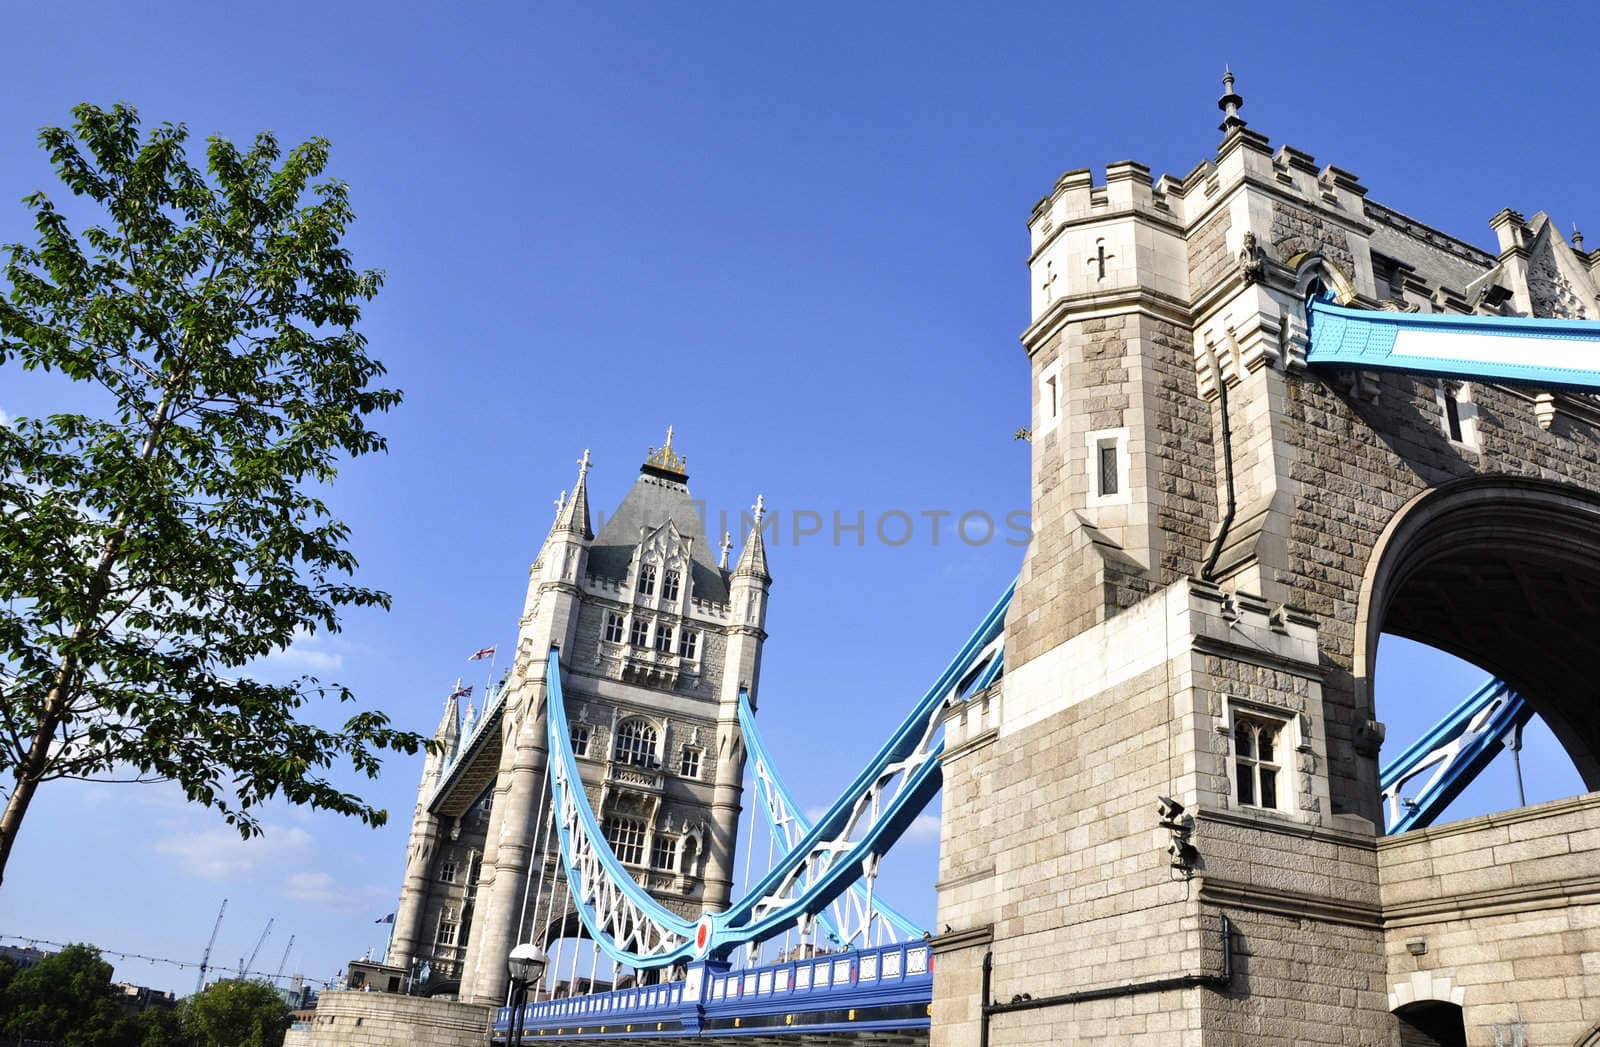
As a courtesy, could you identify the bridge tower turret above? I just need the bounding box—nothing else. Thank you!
[387,691,462,970]
[705,497,771,911]
[930,72,1600,1045]
[456,453,593,1002]
[373,433,767,1008]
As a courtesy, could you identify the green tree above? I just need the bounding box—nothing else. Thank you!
[135,1005,193,1047]
[0,102,426,882]
[0,943,130,1045]
[181,979,290,1047]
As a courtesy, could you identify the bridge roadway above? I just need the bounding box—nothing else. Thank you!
[493,939,932,1045]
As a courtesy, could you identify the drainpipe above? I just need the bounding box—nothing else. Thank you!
[1200,349,1237,582]
[980,916,1232,1039]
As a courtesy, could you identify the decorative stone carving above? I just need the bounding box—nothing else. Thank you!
[1529,251,1589,319]
[1237,231,1264,285]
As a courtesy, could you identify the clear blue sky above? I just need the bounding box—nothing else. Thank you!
[0,1,1593,996]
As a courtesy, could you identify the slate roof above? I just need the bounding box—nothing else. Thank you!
[588,472,730,605]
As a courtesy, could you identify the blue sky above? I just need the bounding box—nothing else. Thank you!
[1,1,1594,996]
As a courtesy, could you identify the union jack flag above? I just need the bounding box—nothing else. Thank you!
[450,684,473,700]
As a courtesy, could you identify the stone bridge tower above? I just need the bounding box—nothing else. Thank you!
[934,76,1600,1045]
[386,432,770,1007]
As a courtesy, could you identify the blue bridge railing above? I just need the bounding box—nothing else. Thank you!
[494,938,934,1040]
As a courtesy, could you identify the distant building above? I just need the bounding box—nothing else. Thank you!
[112,982,178,1012]
[0,944,52,971]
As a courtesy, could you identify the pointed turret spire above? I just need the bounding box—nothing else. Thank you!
[733,494,771,581]
[719,529,733,570]
[552,449,593,539]
[1574,225,1586,252]
[435,683,463,767]
[1218,67,1246,133]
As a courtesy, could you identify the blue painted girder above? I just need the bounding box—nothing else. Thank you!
[1306,297,1600,391]
[1378,677,1533,834]
[737,692,927,944]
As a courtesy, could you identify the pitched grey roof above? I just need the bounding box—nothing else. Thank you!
[588,473,729,605]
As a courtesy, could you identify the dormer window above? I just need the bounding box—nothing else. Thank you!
[653,622,674,653]
[638,563,657,596]
[662,569,681,602]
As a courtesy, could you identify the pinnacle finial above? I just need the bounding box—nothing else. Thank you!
[719,529,732,569]
[577,448,591,482]
[752,493,766,527]
[554,489,567,515]
[1218,67,1246,133]
[1574,225,1586,252]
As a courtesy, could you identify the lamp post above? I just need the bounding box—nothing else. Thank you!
[506,944,548,1047]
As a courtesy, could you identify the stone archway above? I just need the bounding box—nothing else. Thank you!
[1355,476,1600,790]
[1394,1000,1467,1047]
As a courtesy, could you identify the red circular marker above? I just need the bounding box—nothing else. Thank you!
[694,916,712,954]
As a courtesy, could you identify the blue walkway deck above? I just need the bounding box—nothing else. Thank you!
[493,939,933,1043]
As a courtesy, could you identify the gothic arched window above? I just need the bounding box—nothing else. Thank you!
[613,719,659,768]
[638,563,657,596]
[662,569,681,602]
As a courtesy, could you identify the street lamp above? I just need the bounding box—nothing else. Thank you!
[506,944,548,1047]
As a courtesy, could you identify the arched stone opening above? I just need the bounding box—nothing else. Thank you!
[1356,476,1600,791]
[1394,1000,1467,1046]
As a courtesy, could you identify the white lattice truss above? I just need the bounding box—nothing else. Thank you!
[738,634,1002,945]
[750,748,894,949]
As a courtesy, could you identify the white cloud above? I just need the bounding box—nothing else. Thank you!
[262,647,343,671]
[903,814,940,842]
[0,407,11,427]
[152,824,312,880]
[804,805,827,823]
[285,871,337,902]
[284,871,392,912]
[258,629,344,672]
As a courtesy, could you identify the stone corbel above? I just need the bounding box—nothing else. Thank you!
[1280,307,1309,372]
[1235,311,1283,373]
[1533,393,1557,431]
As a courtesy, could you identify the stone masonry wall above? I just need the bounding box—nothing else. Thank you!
[296,991,491,1047]
[935,654,1210,1046]
[1377,793,1600,1044]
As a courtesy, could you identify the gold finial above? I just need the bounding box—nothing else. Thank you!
[643,426,689,479]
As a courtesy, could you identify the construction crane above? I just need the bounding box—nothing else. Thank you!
[194,899,227,995]
[239,918,273,980]
[273,935,295,983]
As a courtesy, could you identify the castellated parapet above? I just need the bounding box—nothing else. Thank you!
[936,78,1600,1047]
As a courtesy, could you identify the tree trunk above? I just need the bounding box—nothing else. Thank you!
[0,391,176,886]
